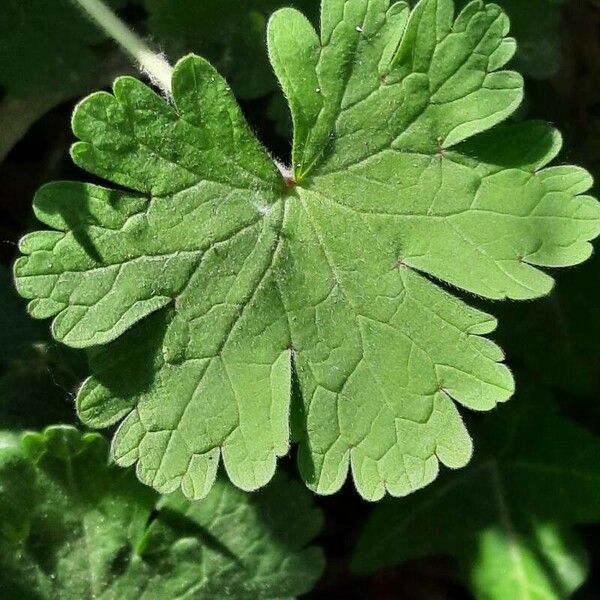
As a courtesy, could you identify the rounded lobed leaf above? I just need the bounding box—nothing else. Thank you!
[14,0,600,501]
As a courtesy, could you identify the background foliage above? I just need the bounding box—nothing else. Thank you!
[1,0,599,598]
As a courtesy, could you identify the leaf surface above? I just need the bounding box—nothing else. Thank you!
[0,426,324,599]
[352,390,600,598]
[15,0,600,500]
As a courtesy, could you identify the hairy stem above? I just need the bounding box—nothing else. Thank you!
[71,0,173,95]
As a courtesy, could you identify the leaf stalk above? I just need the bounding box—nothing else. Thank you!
[71,0,173,95]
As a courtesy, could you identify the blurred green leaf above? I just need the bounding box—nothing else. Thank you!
[0,96,64,162]
[0,1,134,159]
[0,426,325,599]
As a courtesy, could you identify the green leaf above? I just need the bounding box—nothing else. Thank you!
[17,57,294,497]
[0,96,64,163]
[352,390,600,598]
[0,426,324,599]
[15,0,600,501]
[465,523,588,600]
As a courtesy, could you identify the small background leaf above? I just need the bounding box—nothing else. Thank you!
[0,426,325,599]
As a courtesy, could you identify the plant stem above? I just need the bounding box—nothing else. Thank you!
[71,0,173,95]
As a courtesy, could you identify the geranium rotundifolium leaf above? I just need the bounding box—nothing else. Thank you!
[352,389,600,598]
[15,0,600,501]
[0,426,324,599]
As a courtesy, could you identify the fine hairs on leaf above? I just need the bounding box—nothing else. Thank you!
[14,0,600,501]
